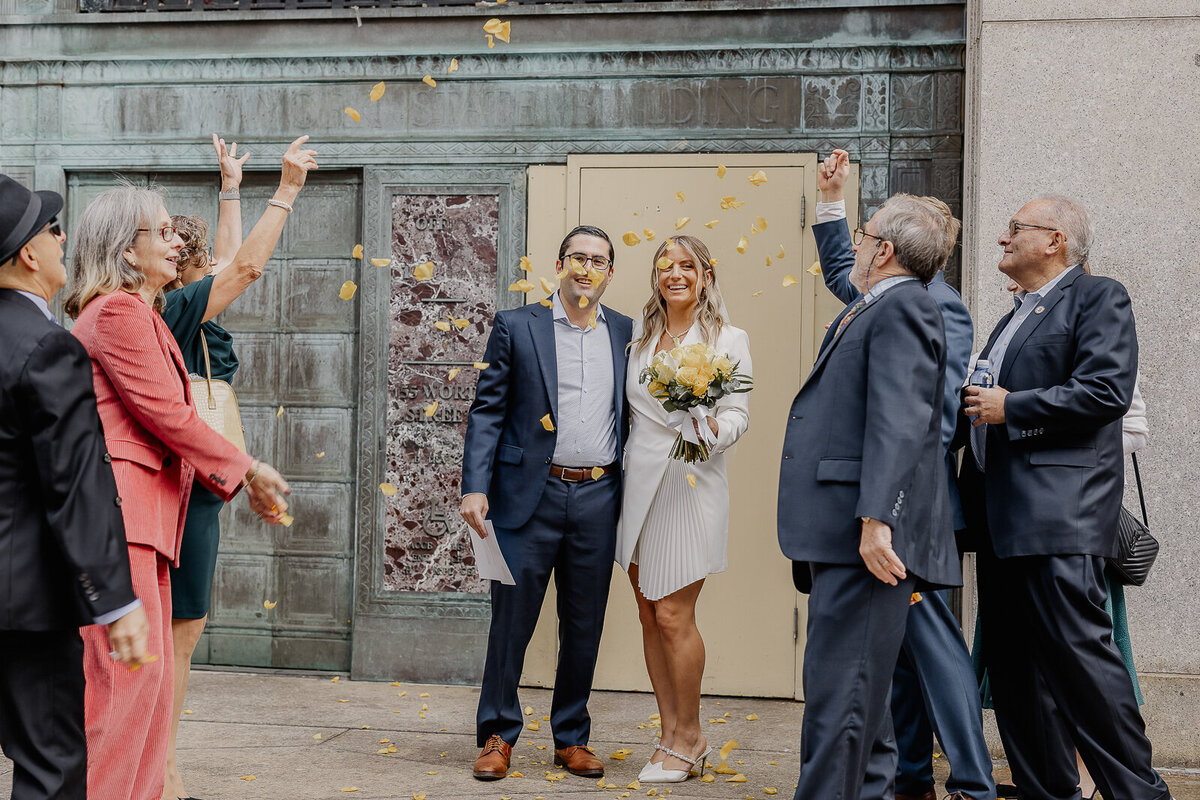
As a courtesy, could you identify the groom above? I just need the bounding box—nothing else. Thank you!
[460,225,633,781]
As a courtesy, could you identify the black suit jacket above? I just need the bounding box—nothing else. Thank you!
[0,289,135,630]
[956,266,1136,558]
[778,280,960,590]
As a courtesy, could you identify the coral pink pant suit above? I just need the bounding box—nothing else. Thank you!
[72,291,252,800]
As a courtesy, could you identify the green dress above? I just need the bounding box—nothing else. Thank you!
[973,571,1144,707]
[162,276,239,620]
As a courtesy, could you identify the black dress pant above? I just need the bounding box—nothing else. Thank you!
[794,562,914,800]
[0,629,87,800]
[977,549,1170,800]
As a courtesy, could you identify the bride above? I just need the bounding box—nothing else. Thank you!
[616,234,752,783]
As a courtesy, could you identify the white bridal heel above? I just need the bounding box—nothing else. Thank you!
[639,743,712,784]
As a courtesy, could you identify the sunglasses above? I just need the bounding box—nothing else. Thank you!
[44,217,64,238]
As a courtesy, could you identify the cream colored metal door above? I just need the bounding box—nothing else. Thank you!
[520,154,858,698]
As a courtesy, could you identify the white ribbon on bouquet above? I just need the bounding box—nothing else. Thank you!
[665,405,718,449]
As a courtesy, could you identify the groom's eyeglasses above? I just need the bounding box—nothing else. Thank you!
[564,253,611,271]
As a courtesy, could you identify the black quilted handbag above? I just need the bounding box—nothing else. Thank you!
[1109,454,1158,587]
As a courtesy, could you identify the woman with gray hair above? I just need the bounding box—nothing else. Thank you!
[62,139,313,800]
[616,234,752,783]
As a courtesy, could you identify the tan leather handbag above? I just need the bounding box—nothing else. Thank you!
[189,335,247,453]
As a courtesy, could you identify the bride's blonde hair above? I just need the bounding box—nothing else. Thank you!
[635,234,727,354]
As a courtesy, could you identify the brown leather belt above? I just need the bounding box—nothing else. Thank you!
[550,463,616,483]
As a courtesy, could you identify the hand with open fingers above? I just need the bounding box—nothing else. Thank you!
[212,133,250,190]
[963,385,1009,426]
[106,605,150,668]
[817,149,851,199]
[244,461,291,524]
[460,493,489,538]
[280,134,318,191]
[860,517,907,585]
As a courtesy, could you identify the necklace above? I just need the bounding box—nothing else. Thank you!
[665,323,692,347]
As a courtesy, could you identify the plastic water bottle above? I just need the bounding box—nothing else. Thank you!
[968,359,995,389]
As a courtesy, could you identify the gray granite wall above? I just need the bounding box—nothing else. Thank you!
[963,0,1200,766]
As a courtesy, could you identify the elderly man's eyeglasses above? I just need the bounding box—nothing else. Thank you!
[564,253,611,271]
[43,218,64,238]
[1007,220,1061,238]
[137,225,178,242]
[852,227,884,246]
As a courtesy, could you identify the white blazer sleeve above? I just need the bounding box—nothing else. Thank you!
[712,326,752,454]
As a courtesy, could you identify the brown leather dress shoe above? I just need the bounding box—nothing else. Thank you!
[895,790,936,800]
[473,734,512,780]
[554,745,604,777]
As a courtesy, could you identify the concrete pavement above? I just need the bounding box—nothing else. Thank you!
[2,668,1197,799]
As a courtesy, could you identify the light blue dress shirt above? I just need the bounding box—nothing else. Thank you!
[550,292,618,467]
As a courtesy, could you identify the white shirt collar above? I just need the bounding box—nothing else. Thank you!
[1014,263,1079,304]
[551,291,607,325]
[865,274,919,303]
[14,289,55,322]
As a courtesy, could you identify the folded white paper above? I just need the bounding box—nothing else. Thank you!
[470,521,515,585]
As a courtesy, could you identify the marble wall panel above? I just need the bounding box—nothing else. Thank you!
[383,193,499,595]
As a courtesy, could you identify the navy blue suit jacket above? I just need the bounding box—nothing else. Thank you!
[461,301,633,531]
[956,265,1135,558]
[777,278,960,590]
[0,289,135,630]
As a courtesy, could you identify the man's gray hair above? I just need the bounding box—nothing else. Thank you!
[63,180,164,318]
[1035,194,1094,267]
[873,194,961,283]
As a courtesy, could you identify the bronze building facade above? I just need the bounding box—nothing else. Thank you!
[0,0,966,685]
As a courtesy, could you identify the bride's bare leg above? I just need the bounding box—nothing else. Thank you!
[630,565,678,764]
[653,578,707,773]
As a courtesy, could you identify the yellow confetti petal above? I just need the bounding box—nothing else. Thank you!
[750,223,761,234]
[262,599,277,609]
[419,692,430,697]
[746,713,759,720]
[527,719,540,731]
[765,789,778,795]
[700,774,716,783]
[508,279,535,293]
[524,705,534,715]
[627,781,642,790]
[720,196,745,210]
[379,482,398,496]
[397,690,407,696]
[413,261,434,280]
[369,81,386,102]
[622,231,641,246]
[371,257,391,268]
[709,257,719,266]
[448,58,459,73]
[643,228,656,241]
[587,266,605,286]
[747,170,768,186]
[911,592,923,604]
[540,413,554,432]
[765,256,772,266]
[486,34,495,48]
[807,260,823,276]
[338,280,357,300]
[421,74,437,88]
[424,401,438,418]
[276,405,284,418]
[716,164,727,178]
[568,257,587,275]
[316,451,325,458]
[675,216,690,231]
[340,788,359,793]
[726,773,747,782]
[663,238,675,251]
[782,274,799,287]
[508,771,522,778]
[591,466,605,480]
[280,513,294,527]
[352,244,363,259]
[752,290,763,297]
[483,18,510,42]
[587,308,598,330]
[719,739,739,761]
[447,367,461,381]
[337,698,347,703]
[344,107,360,123]
[474,361,490,369]
[240,776,256,782]
[330,675,340,682]
[433,320,452,332]
[778,245,786,259]
[539,298,553,307]
[519,255,533,272]
[453,318,469,330]
[609,750,632,760]
[578,295,589,308]
[715,762,739,774]
[736,236,748,254]
[705,219,720,228]
[314,732,324,739]
[675,191,685,202]
[686,473,697,488]
[756,216,768,230]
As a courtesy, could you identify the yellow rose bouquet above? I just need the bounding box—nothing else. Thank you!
[639,341,753,462]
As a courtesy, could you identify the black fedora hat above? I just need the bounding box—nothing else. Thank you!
[0,174,64,267]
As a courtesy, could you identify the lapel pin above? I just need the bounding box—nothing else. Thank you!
[1034,306,1045,314]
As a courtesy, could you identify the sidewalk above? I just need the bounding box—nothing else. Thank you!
[2,668,1196,799]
